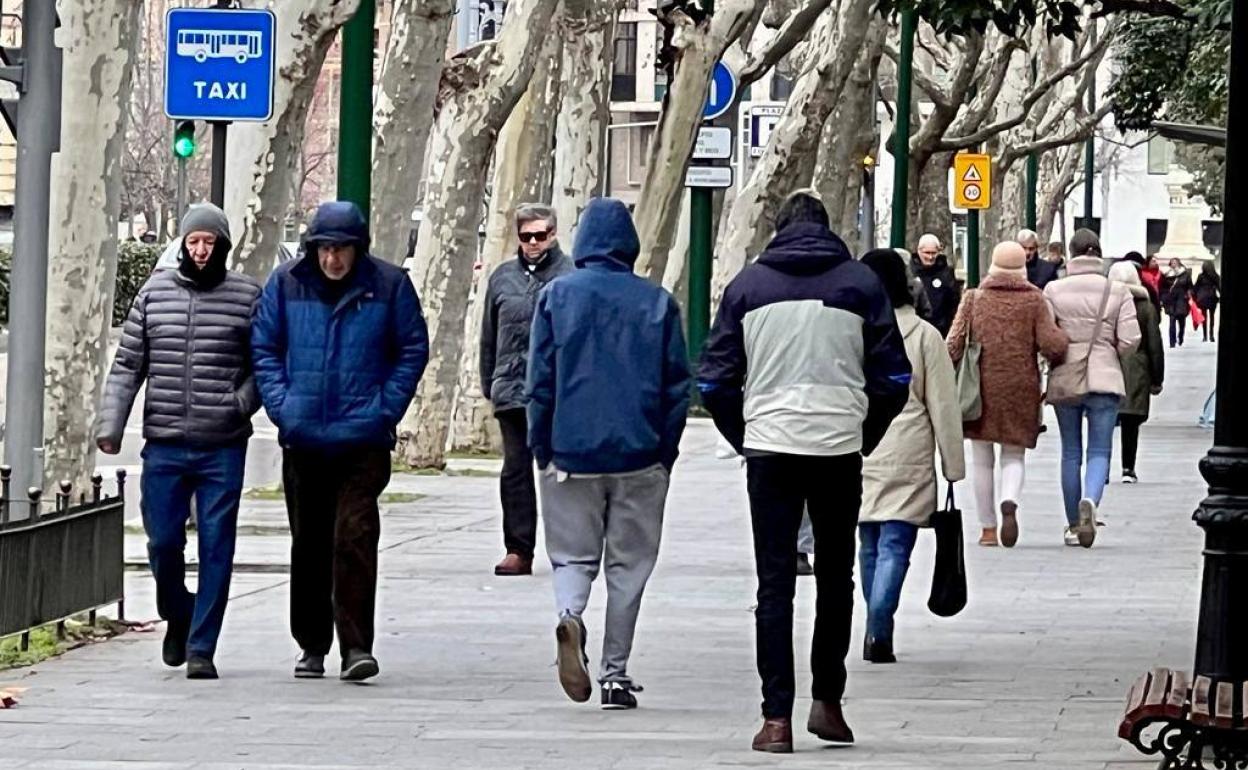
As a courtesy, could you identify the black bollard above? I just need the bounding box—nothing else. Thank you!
[91,472,103,503]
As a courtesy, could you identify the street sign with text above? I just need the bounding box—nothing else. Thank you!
[165,8,276,122]
[954,153,992,209]
[693,126,733,160]
[686,166,734,189]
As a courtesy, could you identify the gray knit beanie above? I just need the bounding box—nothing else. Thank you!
[180,203,232,247]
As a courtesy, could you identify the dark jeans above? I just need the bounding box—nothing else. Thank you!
[1169,314,1186,347]
[858,521,919,644]
[1203,306,1217,341]
[283,446,392,658]
[746,453,862,719]
[496,408,537,558]
[1120,414,1146,472]
[140,440,247,658]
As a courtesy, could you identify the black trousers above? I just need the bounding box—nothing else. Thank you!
[746,452,862,719]
[1203,306,1217,340]
[497,408,538,558]
[283,446,392,658]
[1169,314,1186,347]
[1120,414,1147,472]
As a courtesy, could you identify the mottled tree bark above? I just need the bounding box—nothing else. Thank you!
[43,0,141,491]
[396,0,561,469]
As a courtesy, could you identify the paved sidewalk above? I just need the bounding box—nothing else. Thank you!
[0,341,1220,769]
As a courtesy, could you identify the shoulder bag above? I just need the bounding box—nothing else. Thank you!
[955,290,982,421]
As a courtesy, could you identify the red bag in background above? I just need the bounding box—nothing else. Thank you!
[1191,297,1206,330]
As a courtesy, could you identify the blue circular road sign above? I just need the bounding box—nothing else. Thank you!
[703,62,738,121]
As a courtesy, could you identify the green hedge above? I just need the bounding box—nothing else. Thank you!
[0,242,162,328]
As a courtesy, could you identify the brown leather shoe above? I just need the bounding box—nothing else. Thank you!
[494,553,533,576]
[808,700,854,745]
[751,718,793,753]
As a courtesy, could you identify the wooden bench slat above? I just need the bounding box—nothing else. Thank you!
[1191,675,1214,727]
[1119,672,1154,739]
[1164,670,1190,719]
[1140,668,1173,718]
[1215,682,1236,730]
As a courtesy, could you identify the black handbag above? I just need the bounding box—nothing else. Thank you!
[927,483,968,617]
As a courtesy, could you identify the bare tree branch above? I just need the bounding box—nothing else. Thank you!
[936,24,1114,152]
[739,0,833,85]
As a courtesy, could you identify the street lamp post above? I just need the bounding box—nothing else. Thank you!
[888,9,916,249]
[1120,6,1248,767]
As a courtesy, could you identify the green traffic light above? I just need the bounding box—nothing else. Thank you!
[173,121,196,159]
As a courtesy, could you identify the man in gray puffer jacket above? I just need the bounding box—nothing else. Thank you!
[480,204,574,576]
[96,203,262,680]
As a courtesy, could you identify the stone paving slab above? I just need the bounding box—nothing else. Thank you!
[0,342,1219,768]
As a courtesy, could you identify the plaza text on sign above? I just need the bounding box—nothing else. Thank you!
[165,8,276,122]
[954,153,992,210]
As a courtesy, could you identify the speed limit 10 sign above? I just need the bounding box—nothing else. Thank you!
[954,153,992,210]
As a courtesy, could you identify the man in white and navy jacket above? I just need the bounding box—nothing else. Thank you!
[698,190,911,753]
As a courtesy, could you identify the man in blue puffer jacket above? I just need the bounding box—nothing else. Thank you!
[526,197,691,711]
[252,201,428,683]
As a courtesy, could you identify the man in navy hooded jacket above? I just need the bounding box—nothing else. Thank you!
[699,190,911,753]
[252,201,428,683]
[526,197,690,711]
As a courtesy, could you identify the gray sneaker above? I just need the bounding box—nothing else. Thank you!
[340,649,379,682]
[556,612,592,703]
[1076,499,1097,548]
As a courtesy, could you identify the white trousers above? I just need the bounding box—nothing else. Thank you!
[969,440,1026,528]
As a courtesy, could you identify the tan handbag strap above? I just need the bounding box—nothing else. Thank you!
[1084,278,1114,359]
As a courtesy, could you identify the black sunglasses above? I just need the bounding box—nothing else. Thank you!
[518,230,550,244]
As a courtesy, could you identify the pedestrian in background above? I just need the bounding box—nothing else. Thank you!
[1194,260,1221,342]
[911,233,961,336]
[1045,229,1140,547]
[1020,229,1058,290]
[479,204,575,577]
[1159,258,1193,348]
[700,190,911,753]
[1046,241,1067,274]
[1108,261,1164,484]
[1123,251,1162,316]
[857,249,964,664]
[97,203,261,680]
[526,197,690,712]
[252,201,429,683]
[948,242,1068,548]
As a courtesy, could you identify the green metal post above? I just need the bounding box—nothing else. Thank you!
[889,9,917,249]
[1081,22,1097,233]
[688,188,713,369]
[337,0,375,218]
[1025,152,1039,230]
[966,209,980,289]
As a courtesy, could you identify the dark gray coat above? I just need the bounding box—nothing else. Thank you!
[479,246,574,412]
[96,269,263,447]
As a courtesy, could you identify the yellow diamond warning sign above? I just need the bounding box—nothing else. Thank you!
[954,153,992,210]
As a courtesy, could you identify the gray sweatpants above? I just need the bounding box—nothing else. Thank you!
[539,464,669,686]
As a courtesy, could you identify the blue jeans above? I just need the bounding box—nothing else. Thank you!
[140,441,247,658]
[858,521,919,643]
[1054,393,1120,525]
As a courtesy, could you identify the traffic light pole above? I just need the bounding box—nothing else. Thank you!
[4,0,60,498]
[176,157,188,222]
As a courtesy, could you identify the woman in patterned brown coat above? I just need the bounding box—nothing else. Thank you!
[948,242,1068,548]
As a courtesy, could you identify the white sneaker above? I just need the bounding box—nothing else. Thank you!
[1076,498,1097,548]
[1063,526,1081,547]
[1122,470,1139,484]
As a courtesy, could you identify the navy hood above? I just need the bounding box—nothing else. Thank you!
[305,201,371,254]
[756,222,852,276]
[572,198,640,269]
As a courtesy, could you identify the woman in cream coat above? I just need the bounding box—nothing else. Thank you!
[858,250,966,664]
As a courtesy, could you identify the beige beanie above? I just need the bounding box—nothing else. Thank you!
[988,241,1027,279]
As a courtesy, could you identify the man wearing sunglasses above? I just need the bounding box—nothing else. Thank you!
[480,204,575,576]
